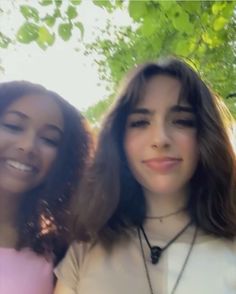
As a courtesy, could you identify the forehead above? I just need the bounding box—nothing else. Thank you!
[136,75,186,109]
[4,94,64,128]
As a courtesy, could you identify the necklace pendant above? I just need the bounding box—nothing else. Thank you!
[150,246,162,264]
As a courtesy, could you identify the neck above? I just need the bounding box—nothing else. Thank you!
[0,191,22,224]
[144,189,188,217]
[142,189,191,240]
[0,191,22,247]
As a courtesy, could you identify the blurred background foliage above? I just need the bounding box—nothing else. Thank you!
[0,0,235,124]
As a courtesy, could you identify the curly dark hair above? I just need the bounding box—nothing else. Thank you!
[0,81,93,262]
[73,57,236,244]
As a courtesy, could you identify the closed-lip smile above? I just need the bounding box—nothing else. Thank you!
[142,157,182,172]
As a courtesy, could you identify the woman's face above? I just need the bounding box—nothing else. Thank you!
[0,94,64,195]
[124,74,199,199]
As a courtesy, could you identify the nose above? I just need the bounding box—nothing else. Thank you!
[17,131,37,155]
[150,122,171,150]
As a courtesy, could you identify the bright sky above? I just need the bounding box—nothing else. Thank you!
[0,0,131,111]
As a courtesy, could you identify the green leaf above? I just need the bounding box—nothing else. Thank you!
[197,43,207,54]
[213,16,228,31]
[37,26,55,47]
[115,0,124,8]
[171,10,193,34]
[202,30,221,48]
[212,2,226,15]
[66,5,78,19]
[141,17,158,36]
[70,0,82,5]
[53,8,61,18]
[39,0,53,6]
[44,15,56,27]
[221,2,235,18]
[58,23,72,41]
[175,40,190,56]
[128,0,147,21]
[20,5,39,22]
[92,0,113,11]
[159,0,174,11]
[202,32,213,45]
[201,12,209,25]
[179,1,201,14]
[0,32,11,48]
[17,22,39,43]
[75,21,84,38]
[55,0,63,7]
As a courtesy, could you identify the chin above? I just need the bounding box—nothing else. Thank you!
[146,183,187,198]
[0,181,35,196]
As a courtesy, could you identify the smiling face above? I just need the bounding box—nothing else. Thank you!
[0,94,64,195]
[124,74,199,201]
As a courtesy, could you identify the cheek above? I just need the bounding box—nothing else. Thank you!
[177,133,199,165]
[41,147,58,172]
[0,129,18,143]
[124,137,139,165]
[124,136,133,158]
[124,132,145,157]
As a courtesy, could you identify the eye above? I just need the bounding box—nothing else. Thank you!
[41,137,60,147]
[173,119,196,128]
[2,123,23,132]
[128,119,150,128]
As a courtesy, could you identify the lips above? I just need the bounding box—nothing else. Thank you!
[142,157,182,173]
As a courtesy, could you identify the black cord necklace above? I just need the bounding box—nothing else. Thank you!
[138,225,198,294]
[140,221,192,264]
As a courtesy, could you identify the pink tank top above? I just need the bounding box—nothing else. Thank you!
[0,247,54,294]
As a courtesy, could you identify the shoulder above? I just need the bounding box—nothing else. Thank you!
[0,247,53,293]
[0,247,53,266]
[67,241,93,266]
[54,240,102,291]
[55,241,91,272]
[233,236,236,251]
[207,236,236,258]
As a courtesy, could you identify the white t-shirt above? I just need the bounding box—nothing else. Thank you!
[55,229,236,294]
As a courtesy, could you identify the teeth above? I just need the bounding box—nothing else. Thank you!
[6,160,34,172]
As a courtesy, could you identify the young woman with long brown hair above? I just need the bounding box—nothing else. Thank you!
[55,58,236,294]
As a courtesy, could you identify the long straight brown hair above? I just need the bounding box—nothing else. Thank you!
[72,57,236,243]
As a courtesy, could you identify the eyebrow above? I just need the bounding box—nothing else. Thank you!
[171,105,194,113]
[5,110,64,134]
[5,110,28,119]
[129,108,152,115]
[45,124,64,136]
[129,105,194,115]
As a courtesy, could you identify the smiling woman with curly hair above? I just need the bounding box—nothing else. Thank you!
[0,81,93,294]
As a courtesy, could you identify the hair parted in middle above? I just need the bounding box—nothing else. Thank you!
[73,57,236,244]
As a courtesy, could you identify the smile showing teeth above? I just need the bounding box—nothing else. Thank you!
[6,160,34,172]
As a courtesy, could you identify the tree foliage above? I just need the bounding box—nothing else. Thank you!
[1,0,236,122]
[86,0,236,120]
